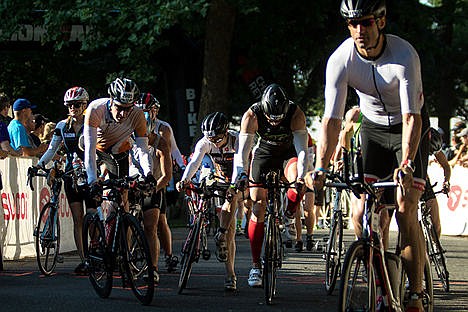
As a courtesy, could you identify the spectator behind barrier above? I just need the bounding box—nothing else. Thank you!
[8,98,48,157]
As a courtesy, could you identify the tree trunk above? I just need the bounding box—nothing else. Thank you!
[198,0,236,124]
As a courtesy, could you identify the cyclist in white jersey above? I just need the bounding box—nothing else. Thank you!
[176,112,241,291]
[305,1,429,310]
[84,78,156,212]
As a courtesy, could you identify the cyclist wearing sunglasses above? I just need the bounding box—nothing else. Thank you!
[176,112,242,290]
[305,1,429,310]
[36,86,92,274]
[83,78,155,213]
[231,83,308,287]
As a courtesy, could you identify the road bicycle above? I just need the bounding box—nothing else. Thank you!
[338,147,433,312]
[420,183,450,292]
[178,175,229,294]
[82,176,154,305]
[247,170,294,305]
[27,160,84,276]
[323,147,354,295]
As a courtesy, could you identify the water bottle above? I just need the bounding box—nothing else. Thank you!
[96,206,104,221]
[72,152,81,170]
[200,162,211,183]
[105,211,117,246]
[72,152,86,186]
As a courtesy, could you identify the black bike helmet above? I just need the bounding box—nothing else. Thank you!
[261,84,290,122]
[429,127,443,153]
[108,78,139,107]
[136,92,160,111]
[340,0,386,19]
[201,112,229,138]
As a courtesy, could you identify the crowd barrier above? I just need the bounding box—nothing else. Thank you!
[0,157,75,261]
[1,157,467,262]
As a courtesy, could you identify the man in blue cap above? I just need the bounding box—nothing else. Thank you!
[8,98,47,156]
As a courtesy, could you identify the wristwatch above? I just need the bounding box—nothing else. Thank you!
[401,159,416,173]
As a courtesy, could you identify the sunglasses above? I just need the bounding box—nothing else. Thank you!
[65,101,85,108]
[347,18,376,28]
[114,104,133,112]
[207,134,225,143]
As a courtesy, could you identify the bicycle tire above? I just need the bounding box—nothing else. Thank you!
[338,240,375,312]
[35,203,60,276]
[178,217,201,294]
[325,211,343,295]
[82,212,113,299]
[263,214,277,305]
[400,254,434,312]
[424,219,450,292]
[121,213,155,305]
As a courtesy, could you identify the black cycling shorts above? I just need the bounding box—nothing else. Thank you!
[421,177,436,202]
[63,176,94,207]
[360,111,429,191]
[97,150,130,179]
[250,143,296,183]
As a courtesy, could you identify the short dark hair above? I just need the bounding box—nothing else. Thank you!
[0,92,11,111]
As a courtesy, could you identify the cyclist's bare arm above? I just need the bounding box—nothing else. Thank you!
[401,113,422,163]
[240,108,258,134]
[231,109,257,184]
[305,117,341,190]
[434,150,451,184]
[155,135,172,192]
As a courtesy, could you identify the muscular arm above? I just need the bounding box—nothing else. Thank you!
[434,150,451,182]
[155,136,172,192]
[231,109,257,183]
[315,117,342,170]
[401,113,422,163]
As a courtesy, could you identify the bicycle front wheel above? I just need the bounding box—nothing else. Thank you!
[263,215,278,305]
[35,203,60,276]
[400,254,434,312]
[178,217,201,294]
[325,212,343,295]
[82,212,113,298]
[424,220,450,292]
[121,213,155,305]
[338,240,375,312]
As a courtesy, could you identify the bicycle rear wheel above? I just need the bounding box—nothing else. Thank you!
[338,240,375,312]
[325,212,343,295]
[35,203,60,276]
[424,220,450,292]
[121,213,155,305]
[82,212,113,298]
[178,217,201,294]
[263,214,278,305]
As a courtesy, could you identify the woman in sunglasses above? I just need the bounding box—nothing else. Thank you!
[176,112,243,291]
[36,86,91,275]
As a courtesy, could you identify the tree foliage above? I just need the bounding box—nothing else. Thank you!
[0,0,465,129]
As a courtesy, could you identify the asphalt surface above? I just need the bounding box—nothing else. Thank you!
[1,227,467,311]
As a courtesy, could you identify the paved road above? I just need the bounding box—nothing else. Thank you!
[1,228,467,311]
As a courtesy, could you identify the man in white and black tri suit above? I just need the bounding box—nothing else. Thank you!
[305,1,430,310]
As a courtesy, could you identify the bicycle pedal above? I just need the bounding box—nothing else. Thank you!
[56,255,64,263]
